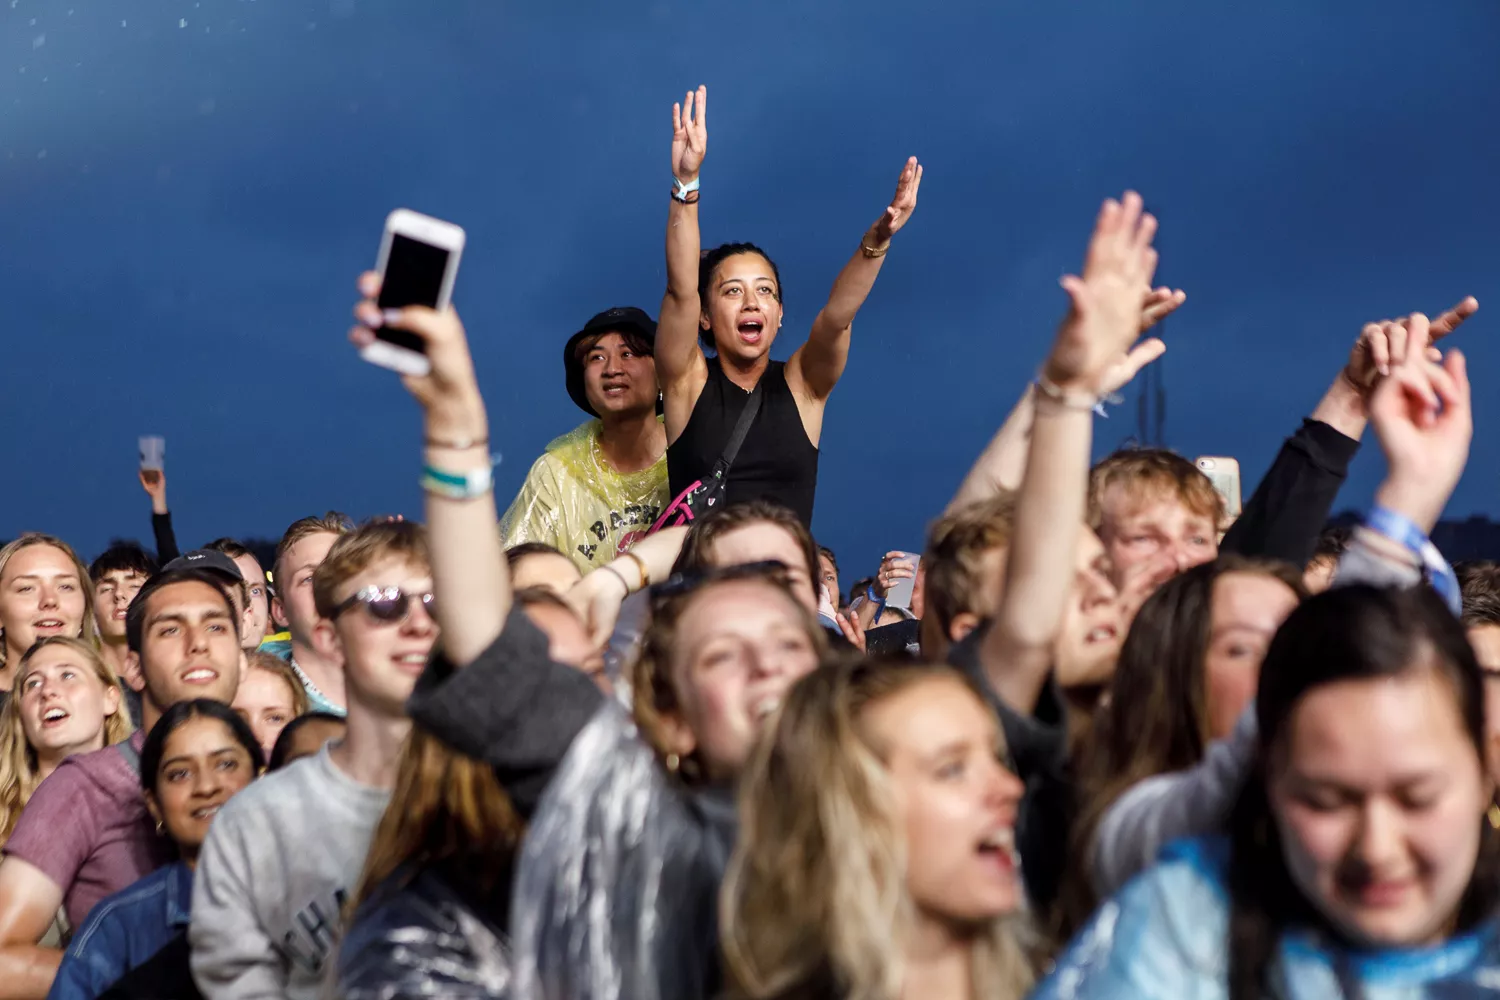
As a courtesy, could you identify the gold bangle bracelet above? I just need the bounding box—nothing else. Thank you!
[860,240,890,259]
[622,551,651,590]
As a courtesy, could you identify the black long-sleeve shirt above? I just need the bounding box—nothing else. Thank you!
[151,512,181,564]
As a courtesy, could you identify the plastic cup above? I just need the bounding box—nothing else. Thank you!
[138,436,165,471]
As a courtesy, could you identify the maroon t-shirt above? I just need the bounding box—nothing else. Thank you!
[4,731,175,927]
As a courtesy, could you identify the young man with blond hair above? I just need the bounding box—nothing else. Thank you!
[263,512,353,715]
[191,520,435,1000]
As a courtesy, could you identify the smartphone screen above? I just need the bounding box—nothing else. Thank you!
[376,234,450,355]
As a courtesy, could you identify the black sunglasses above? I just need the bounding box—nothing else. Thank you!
[333,585,436,625]
[650,560,792,601]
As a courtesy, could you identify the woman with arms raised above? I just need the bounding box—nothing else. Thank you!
[656,85,920,528]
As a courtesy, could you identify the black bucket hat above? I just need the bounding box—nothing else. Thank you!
[563,306,659,417]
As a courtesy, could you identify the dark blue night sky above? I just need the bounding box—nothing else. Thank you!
[5,1,1498,571]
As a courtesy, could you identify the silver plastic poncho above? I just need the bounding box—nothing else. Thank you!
[508,700,735,1000]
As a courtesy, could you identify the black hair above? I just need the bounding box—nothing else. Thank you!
[1227,585,1500,1000]
[205,537,250,560]
[141,698,264,793]
[268,712,346,771]
[1310,524,1353,562]
[505,542,570,568]
[696,242,783,349]
[88,543,158,585]
[125,568,240,654]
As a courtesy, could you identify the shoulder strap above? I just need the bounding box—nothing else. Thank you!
[115,738,141,778]
[717,383,763,473]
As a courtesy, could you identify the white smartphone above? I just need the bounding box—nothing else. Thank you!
[885,552,921,610]
[363,209,466,376]
[1195,456,1243,520]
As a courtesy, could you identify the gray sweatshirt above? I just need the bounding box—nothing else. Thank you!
[1088,536,1427,897]
[189,744,392,1000]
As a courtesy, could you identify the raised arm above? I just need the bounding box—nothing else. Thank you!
[981,192,1165,716]
[943,290,1179,515]
[351,273,507,667]
[788,158,922,401]
[657,85,710,407]
[1221,296,1477,566]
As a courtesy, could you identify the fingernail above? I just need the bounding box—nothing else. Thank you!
[381,308,403,327]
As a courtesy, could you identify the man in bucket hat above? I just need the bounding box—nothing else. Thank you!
[501,307,670,572]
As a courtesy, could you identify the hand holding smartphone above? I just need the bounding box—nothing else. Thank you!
[363,209,466,377]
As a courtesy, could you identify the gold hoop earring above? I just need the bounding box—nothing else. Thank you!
[155,820,165,836]
[1487,801,1500,830]
[665,753,680,774]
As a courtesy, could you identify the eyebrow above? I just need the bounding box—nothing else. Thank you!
[9,573,79,582]
[160,747,242,769]
[718,275,775,287]
[147,607,233,628]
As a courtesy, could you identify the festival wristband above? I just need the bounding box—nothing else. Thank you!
[865,583,887,614]
[1365,505,1460,615]
[420,463,494,501]
[671,176,701,204]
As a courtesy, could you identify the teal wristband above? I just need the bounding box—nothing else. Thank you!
[671,175,700,203]
[420,463,494,500]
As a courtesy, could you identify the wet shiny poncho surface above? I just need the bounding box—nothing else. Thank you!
[509,700,735,1000]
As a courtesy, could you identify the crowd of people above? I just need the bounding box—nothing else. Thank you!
[1,83,1495,998]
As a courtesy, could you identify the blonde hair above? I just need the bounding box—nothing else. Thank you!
[0,636,132,842]
[721,659,1034,1000]
[244,651,310,717]
[312,521,430,620]
[1088,449,1225,530]
[0,534,100,670]
[628,569,828,782]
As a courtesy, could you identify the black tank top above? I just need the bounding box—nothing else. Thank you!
[667,357,820,526]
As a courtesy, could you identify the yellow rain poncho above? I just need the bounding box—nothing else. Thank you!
[500,419,669,573]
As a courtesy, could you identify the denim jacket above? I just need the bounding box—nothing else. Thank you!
[47,862,192,1000]
[1032,837,1500,1000]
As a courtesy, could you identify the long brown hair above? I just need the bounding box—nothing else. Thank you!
[722,658,1034,1000]
[0,636,132,842]
[1058,554,1306,942]
[349,725,524,915]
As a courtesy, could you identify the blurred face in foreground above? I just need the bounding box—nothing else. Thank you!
[658,579,820,781]
[1269,665,1489,948]
[862,675,1024,925]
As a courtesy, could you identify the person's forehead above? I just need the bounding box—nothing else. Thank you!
[99,568,145,585]
[336,557,433,599]
[1102,482,1212,524]
[146,580,233,618]
[4,546,76,580]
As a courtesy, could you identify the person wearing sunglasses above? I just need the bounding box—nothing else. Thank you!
[190,520,436,1000]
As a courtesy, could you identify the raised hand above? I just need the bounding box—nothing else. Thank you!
[869,157,923,244]
[1140,286,1187,333]
[350,272,487,442]
[1045,192,1161,393]
[871,551,917,599]
[1344,296,1478,393]
[1369,313,1472,532]
[672,85,708,183]
[568,569,630,649]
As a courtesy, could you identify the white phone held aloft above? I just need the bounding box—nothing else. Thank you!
[1195,456,1243,520]
[362,209,466,377]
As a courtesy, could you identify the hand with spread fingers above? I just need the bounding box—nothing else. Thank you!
[1369,312,1473,533]
[1044,192,1163,394]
